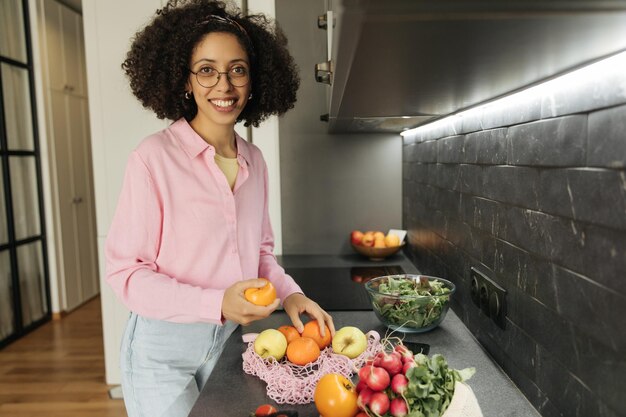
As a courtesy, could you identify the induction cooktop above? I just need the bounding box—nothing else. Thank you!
[284,265,405,311]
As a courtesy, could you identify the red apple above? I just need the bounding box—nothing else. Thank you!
[351,230,364,245]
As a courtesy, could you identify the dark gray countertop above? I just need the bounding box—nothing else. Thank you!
[187,255,540,417]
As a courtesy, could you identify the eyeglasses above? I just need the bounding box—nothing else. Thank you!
[189,66,250,88]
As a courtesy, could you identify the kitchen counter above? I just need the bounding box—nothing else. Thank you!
[187,255,540,417]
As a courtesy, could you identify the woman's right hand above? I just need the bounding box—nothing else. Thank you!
[221,278,281,325]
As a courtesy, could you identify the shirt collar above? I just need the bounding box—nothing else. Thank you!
[170,118,251,166]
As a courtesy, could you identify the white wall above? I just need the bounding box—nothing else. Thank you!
[248,0,282,255]
[82,0,166,384]
[82,0,280,384]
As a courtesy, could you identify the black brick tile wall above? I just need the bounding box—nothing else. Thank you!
[403,96,626,417]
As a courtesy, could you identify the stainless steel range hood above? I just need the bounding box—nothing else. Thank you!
[318,0,626,133]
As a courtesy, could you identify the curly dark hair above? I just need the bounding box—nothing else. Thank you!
[122,0,299,127]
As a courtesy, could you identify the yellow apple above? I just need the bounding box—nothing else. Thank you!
[373,231,385,240]
[332,326,367,359]
[384,234,400,247]
[374,238,386,248]
[254,329,287,361]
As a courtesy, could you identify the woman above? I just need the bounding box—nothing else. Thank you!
[105,1,334,416]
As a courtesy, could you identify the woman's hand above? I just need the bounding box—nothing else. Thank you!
[282,293,335,338]
[222,279,280,325]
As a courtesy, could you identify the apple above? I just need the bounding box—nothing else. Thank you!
[351,230,364,245]
[332,326,368,359]
[385,233,401,247]
[254,329,287,361]
[361,232,375,247]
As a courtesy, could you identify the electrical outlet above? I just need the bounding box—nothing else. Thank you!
[470,267,507,329]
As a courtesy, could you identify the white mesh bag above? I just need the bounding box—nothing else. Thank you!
[442,381,484,417]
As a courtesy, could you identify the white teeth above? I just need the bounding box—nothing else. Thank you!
[212,99,235,107]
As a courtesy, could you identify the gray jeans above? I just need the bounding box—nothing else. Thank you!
[120,313,238,417]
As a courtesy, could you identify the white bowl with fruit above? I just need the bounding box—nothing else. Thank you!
[350,229,406,261]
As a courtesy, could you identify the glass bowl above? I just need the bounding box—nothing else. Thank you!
[364,274,456,333]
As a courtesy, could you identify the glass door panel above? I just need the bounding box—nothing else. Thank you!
[0,0,28,63]
[0,0,50,347]
[9,156,41,240]
[9,156,40,240]
[1,63,34,150]
[0,163,7,244]
[17,241,46,327]
[0,250,14,339]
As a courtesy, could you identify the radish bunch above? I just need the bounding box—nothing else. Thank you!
[354,344,415,417]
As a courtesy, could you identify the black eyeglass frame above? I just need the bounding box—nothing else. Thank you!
[188,67,250,89]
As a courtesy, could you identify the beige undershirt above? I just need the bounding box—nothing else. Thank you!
[214,154,239,190]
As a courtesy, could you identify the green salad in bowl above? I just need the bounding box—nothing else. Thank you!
[364,274,456,333]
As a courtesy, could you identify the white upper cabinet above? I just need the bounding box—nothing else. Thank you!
[42,0,86,97]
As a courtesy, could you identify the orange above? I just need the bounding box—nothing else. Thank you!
[286,337,320,366]
[277,325,301,344]
[301,321,331,349]
[244,278,277,306]
[314,373,358,417]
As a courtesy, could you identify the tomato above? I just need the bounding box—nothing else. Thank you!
[244,278,277,306]
[314,373,359,417]
[254,404,278,416]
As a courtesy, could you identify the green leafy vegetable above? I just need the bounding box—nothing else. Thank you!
[405,353,475,417]
[371,276,451,330]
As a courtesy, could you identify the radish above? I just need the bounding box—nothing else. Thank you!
[364,366,390,391]
[394,344,415,363]
[357,387,373,410]
[402,360,416,375]
[390,397,409,417]
[391,373,408,395]
[378,352,403,376]
[356,379,368,393]
[369,392,390,415]
[358,364,372,381]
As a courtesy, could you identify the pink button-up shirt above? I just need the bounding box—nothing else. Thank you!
[105,118,302,324]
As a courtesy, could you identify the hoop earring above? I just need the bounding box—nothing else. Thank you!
[185,91,192,100]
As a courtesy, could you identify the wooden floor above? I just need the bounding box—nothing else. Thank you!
[0,297,127,417]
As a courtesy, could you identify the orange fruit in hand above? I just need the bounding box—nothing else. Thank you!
[301,320,331,349]
[286,337,320,366]
[244,278,277,306]
[277,325,301,344]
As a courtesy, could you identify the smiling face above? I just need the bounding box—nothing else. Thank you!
[187,32,251,129]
